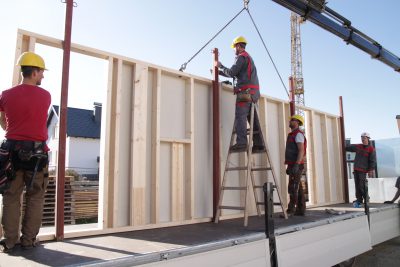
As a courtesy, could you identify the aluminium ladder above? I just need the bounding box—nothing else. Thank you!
[215,103,287,226]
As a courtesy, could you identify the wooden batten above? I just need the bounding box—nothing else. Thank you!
[171,143,184,221]
[130,63,149,226]
[151,69,161,223]
[278,102,289,206]
[185,77,195,220]
[321,114,332,203]
[111,58,124,227]
[102,57,118,228]
[309,111,319,204]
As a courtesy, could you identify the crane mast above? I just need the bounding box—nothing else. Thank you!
[290,12,305,117]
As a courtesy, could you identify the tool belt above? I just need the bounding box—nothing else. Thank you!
[10,140,48,171]
[236,89,253,103]
[0,140,15,194]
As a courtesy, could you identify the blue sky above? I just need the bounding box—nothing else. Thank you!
[0,0,399,142]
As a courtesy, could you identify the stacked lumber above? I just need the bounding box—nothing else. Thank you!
[23,175,74,226]
[70,180,99,221]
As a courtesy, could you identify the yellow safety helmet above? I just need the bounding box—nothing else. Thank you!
[17,52,46,70]
[290,114,304,126]
[231,36,247,48]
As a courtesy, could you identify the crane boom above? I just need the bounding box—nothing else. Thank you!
[272,0,400,72]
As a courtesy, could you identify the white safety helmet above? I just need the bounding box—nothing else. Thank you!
[361,132,370,139]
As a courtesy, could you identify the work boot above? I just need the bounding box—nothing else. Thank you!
[252,145,265,153]
[294,210,305,216]
[230,143,247,152]
[352,201,362,208]
[20,237,40,250]
[0,240,13,253]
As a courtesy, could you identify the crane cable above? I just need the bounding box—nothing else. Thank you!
[179,0,289,97]
[245,7,290,97]
[179,7,246,72]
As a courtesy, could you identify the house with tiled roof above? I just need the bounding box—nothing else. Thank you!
[47,103,102,179]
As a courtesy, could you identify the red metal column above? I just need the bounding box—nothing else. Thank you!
[212,48,220,220]
[339,96,349,203]
[56,0,74,240]
[289,77,295,116]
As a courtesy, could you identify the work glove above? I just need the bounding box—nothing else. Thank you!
[291,163,299,175]
[384,200,394,204]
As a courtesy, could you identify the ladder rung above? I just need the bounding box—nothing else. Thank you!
[225,167,272,172]
[273,202,282,206]
[226,167,248,171]
[256,202,265,205]
[219,206,245,211]
[223,186,247,190]
[253,185,264,189]
[251,167,271,171]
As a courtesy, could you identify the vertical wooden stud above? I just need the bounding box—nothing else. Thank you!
[151,69,161,223]
[130,63,148,226]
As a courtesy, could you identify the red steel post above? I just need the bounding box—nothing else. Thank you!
[339,96,349,203]
[56,0,74,240]
[212,48,220,220]
[289,76,295,116]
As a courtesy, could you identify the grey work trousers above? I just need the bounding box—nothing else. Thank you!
[235,100,263,146]
[353,171,367,203]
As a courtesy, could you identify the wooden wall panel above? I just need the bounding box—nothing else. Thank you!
[193,81,213,218]
[13,29,346,234]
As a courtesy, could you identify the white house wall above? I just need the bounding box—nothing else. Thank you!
[14,29,345,231]
[66,137,100,175]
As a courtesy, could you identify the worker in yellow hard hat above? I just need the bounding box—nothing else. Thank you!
[0,51,51,253]
[284,114,307,216]
[345,131,376,208]
[217,36,264,152]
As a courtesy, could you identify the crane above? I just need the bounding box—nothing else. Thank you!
[290,12,305,117]
[272,0,400,72]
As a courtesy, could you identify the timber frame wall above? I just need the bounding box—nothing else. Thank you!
[12,29,345,234]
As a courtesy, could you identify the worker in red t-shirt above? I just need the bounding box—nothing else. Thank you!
[0,52,51,253]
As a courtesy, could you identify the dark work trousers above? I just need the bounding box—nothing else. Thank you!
[287,164,305,214]
[234,92,262,146]
[354,171,367,203]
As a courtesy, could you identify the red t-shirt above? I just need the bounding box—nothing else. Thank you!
[0,84,51,141]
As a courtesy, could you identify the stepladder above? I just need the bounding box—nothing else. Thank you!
[214,102,288,226]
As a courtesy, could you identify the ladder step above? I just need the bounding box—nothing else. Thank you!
[226,167,248,171]
[225,167,271,171]
[256,202,282,206]
[219,206,245,211]
[222,186,247,190]
[252,167,272,171]
[253,185,264,189]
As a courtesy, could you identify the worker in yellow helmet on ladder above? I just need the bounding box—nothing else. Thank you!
[217,36,264,152]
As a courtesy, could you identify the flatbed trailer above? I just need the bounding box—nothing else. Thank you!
[1,203,398,267]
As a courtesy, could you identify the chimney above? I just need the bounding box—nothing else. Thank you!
[93,102,102,123]
[397,115,400,134]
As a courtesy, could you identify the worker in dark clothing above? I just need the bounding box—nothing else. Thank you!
[217,36,264,152]
[285,115,307,216]
[384,176,400,204]
[346,132,376,208]
[0,52,51,253]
